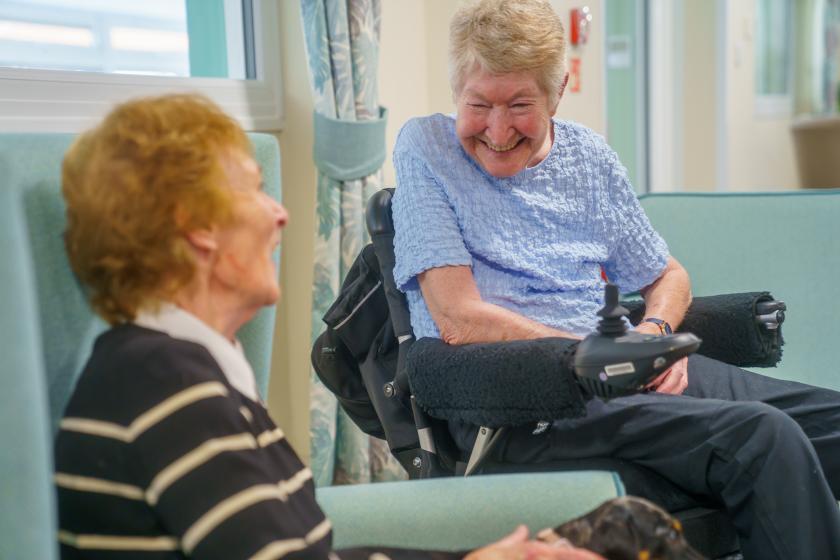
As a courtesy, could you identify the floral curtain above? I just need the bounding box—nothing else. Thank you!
[300,0,406,487]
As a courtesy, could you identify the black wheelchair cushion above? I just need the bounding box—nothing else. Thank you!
[624,291,783,367]
[408,337,586,428]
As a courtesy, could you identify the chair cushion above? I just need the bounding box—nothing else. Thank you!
[317,471,625,550]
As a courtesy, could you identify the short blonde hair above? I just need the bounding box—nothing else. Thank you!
[449,0,567,102]
[62,94,252,324]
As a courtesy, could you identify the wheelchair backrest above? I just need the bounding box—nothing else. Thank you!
[311,189,466,476]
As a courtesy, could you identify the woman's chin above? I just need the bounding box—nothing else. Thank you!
[264,284,281,306]
[244,282,280,310]
[479,158,526,178]
[475,147,528,178]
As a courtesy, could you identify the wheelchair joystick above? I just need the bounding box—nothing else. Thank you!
[595,283,631,336]
[574,284,702,399]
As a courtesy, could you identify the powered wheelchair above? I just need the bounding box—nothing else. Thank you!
[312,188,786,559]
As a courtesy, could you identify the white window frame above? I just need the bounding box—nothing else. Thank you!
[754,94,793,118]
[0,0,282,132]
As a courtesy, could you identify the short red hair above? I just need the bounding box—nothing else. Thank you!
[62,93,252,324]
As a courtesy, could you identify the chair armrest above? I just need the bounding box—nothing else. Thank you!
[316,471,624,551]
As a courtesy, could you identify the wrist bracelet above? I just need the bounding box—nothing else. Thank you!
[642,317,672,335]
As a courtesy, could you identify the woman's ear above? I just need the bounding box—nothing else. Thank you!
[560,72,570,98]
[550,72,571,114]
[184,229,218,254]
[176,204,218,256]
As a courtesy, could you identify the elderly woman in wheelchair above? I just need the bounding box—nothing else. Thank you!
[54,94,611,560]
[384,0,840,558]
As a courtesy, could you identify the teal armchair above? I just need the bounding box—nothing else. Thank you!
[640,190,840,389]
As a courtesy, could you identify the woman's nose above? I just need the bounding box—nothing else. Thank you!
[273,200,289,229]
[486,108,513,144]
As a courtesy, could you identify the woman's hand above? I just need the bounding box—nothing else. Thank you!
[635,321,689,395]
[464,525,605,560]
[644,357,689,395]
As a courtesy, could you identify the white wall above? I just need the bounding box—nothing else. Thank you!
[680,0,717,191]
[650,0,802,193]
[378,0,458,186]
[722,0,799,191]
[550,0,606,135]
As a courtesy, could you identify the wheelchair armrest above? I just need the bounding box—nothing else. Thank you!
[316,471,625,551]
[408,337,586,428]
[623,291,784,368]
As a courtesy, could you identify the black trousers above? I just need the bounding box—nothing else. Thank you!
[455,354,840,560]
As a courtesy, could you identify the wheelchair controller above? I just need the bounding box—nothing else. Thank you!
[574,284,702,399]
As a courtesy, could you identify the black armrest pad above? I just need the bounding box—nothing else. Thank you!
[408,337,585,428]
[624,292,784,368]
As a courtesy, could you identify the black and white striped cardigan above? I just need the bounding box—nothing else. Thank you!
[54,325,462,560]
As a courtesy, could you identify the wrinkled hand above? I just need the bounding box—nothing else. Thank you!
[644,356,689,394]
[464,525,605,560]
[633,322,689,395]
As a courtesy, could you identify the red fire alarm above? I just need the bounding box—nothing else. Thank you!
[570,6,592,46]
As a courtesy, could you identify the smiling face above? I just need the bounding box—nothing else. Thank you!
[455,68,559,178]
[211,149,288,311]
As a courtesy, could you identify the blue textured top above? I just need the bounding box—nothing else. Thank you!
[392,113,669,339]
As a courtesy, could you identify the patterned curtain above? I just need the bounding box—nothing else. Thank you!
[300,0,406,487]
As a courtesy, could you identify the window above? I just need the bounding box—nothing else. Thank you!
[0,0,281,132]
[755,0,793,116]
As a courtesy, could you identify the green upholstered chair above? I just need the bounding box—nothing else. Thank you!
[0,132,625,556]
[635,190,840,555]
[0,185,58,560]
[317,471,624,550]
[639,190,840,389]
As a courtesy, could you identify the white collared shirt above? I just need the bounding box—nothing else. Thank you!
[134,303,260,401]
